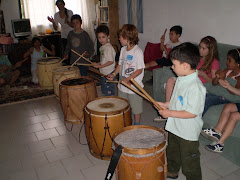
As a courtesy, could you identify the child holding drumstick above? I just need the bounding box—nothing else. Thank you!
[92,25,116,96]
[157,43,206,179]
[24,37,55,84]
[107,24,145,125]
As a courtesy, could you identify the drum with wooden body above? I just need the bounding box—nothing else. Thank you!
[52,66,80,98]
[37,57,61,89]
[60,77,97,124]
[84,96,132,160]
[113,125,167,180]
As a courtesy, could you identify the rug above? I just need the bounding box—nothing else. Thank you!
[0,76,54,105]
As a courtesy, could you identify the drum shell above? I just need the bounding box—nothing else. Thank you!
[84,96,132,160]
[37,57,62,89]
[52,66,80,98]
[60,77,97,124]
[113,125,167,180]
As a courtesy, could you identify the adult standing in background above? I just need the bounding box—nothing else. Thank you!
[47,0,73,57]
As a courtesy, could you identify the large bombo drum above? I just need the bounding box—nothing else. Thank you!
[52,66,80,98]
[37,57,61,89]
[113,125,167,180]
[84,96,132,160]
[60,77,97,124]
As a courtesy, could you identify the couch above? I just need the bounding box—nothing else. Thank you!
[152,43,240,166]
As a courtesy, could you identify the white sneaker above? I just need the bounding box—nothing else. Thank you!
[153,116,167,122]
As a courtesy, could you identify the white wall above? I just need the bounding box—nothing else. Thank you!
[119,0,240,50]
[1,0,20,36]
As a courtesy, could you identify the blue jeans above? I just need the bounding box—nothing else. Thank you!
[78,65,87,76]
[101,76,115,96]
[203,93,230,116]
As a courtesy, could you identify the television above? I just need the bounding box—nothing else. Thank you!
[11,19,32,38]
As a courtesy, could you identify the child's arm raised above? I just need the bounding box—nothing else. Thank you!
[43,45,55,56]
[23,47,34,58]
[160,29,167,53]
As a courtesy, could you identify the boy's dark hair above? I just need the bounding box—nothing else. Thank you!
[170,25,182,36]
[228,48,240,64]
[32,37,41,45]
[95,25,109,36]
[170,42,200,69]
[118,24,139,46]
[71,14,82,24]
[56,0,65,5]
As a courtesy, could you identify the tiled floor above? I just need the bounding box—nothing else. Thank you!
[0,85,239,180]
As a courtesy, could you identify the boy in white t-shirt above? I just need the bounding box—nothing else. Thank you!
[93,25,116,96]
[107,24,145,125]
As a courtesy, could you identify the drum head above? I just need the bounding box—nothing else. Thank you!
[114,128,164,149]
[37,57,60,64]
[61,78,92,86]
[86,97,129,115]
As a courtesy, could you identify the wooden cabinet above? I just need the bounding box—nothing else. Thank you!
[98,0,119,50]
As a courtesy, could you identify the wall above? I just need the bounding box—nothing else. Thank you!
[1,0,20,37]
[119,0,240,50]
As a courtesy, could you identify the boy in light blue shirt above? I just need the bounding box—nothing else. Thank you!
[157,42,206,180]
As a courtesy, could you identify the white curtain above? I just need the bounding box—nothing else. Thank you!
[22,0,97,41]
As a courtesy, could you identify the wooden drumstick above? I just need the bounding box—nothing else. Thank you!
[71,55,82,67]
[106,80,120,83]
[58,57,66,64]
[88,67,108,77]
[121,81,149,102]
[71,49,93,64]
[76,63,93,66]
[130,78,162,110]
[162,28,169,55]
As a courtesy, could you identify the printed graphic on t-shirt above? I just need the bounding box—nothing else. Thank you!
[123,55,135,77]
[71,37,80,48]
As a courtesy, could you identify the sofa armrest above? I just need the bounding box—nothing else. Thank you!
[153,66,176,102]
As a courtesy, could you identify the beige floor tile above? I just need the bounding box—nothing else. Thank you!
[85,152,109,165]
[35,128,59,141]
[56,126,71,135]
[81,163,111,180]
[9,168,38,180]
[52,173,86,180]
[28,114,50,124]
[41,119,64,129]
[47,111,64,120]
[67,142,89,155]
[36,161,68,180]
[21,152,49,169]
[51,134,78,147]
[218,173,240,180]
[13,133,38,145]
[0,159,22,173]
[22,123,44,134]
[61,154,93,174]
[45,146,73,162]
[28,139,55,154]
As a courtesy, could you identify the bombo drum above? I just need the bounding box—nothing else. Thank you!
[113,125,167,180]
[52,66,80,98]
[60,77,97,124]
[37,57,62,89]
[84,96,132,160]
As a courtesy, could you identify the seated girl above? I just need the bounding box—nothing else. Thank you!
[154,36,219,122]
[202,48,240,116]
[201,79,240,152]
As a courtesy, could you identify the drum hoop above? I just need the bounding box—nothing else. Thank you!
[85,106,130,117]
[113,125,167,156]
[85,96,130,116]
[59,77,95,88]
[37,57,61,65]
[53,66,79,75]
